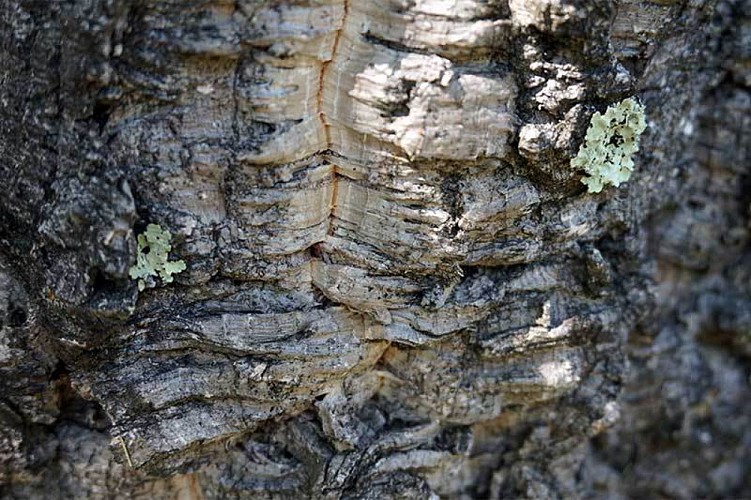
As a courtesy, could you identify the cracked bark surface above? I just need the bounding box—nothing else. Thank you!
[0,0,748,498]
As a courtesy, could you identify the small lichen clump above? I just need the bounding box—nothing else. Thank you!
[572,97,647,193]
[128,224,186,291]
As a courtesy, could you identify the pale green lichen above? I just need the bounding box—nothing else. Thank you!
[572,97,647,193]
[128,224,186,291]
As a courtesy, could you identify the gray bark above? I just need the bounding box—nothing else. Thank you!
[0,0,748,498]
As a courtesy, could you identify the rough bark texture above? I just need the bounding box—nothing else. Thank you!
[0,0,748,498]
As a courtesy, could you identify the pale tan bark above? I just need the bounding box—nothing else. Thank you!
[0,0,748,498]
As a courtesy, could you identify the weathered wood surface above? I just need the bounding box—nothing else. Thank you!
[0,0,748,498]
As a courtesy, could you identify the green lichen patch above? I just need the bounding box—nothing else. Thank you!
[128,224,186,291]
[572,97,647,193]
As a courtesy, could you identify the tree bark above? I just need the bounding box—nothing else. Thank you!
[0,0,748,498]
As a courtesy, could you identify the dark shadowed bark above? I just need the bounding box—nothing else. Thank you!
[0,0,749,498]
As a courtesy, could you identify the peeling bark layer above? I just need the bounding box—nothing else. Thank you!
[0,0,748,498]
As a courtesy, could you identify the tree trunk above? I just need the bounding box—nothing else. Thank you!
[1,0,748,497]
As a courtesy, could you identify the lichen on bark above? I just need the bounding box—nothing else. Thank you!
[572,97,647,193]
[128,224,186,291]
